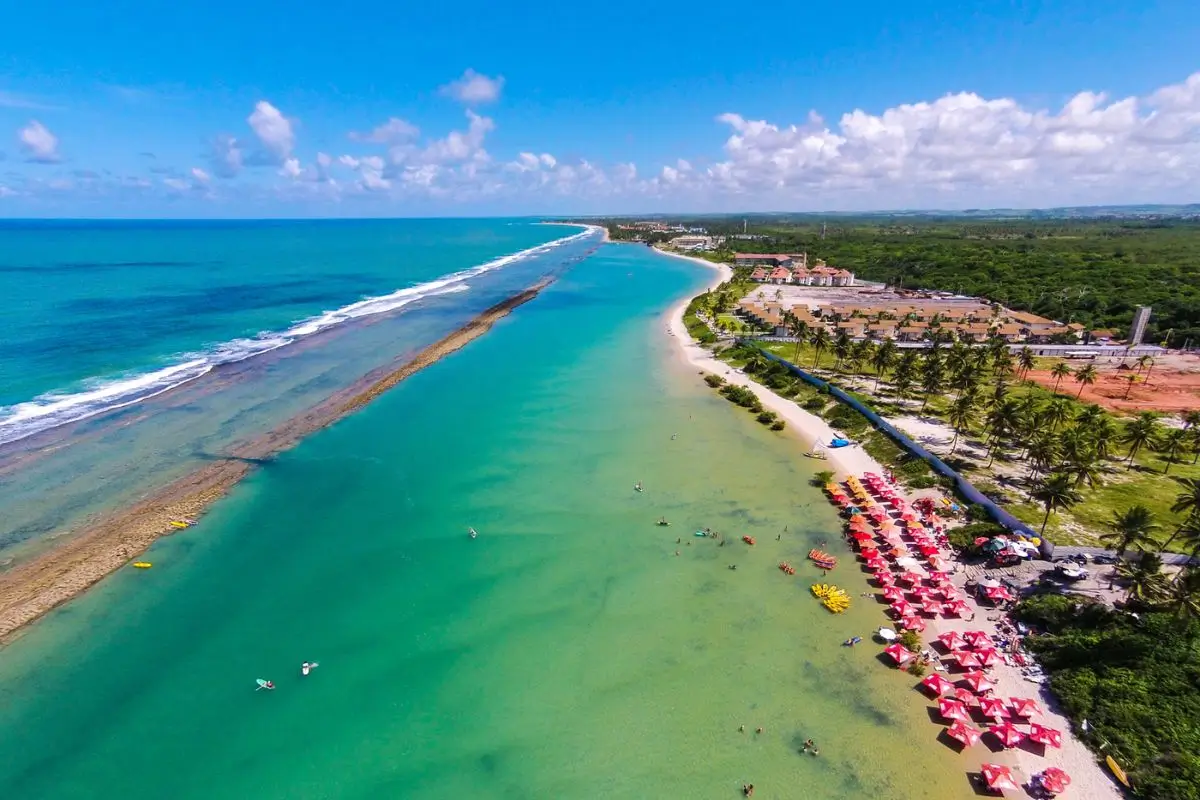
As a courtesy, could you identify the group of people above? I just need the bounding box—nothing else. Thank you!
[256,661,318,690]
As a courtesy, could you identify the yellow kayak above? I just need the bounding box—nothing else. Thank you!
[1106,756,1131,788]
[169,521,190,529]
[133,562,153,569]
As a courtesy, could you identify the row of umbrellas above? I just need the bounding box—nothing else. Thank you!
[977,763,1071,795]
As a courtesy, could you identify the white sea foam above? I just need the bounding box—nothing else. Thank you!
[0,227,596,446]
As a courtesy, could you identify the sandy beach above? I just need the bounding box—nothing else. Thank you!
[0,278,556,643]
[660,246,1124,800]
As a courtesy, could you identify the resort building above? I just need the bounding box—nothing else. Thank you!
[742,253,855,286]
[668,235,715,251]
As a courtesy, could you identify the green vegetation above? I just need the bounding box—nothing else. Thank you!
[1015,591,1200,800]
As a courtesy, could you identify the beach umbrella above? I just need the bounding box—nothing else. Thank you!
[899,615,926,632]
[859,546,880,559]
[954,651,984,669]
[943,599,972,617]
[884,643,915,667]
[978,696,1009,720]
[981,763,1020,793]
[963,631,994,649]
[908,584,932,598]
[872,571,895,587]
[921,673,956,696]
[952,687,976,705]
[937,697,970,722]
[1008,697,1041,719]
[926,570,949,583]
[936,631,967,651]
[850,530,874,542]
[876,627,897,642]
[987,722,1025,749]
[898,571,921,586]
[918,544,941,557]
[945,720,982,748]
[1040,767,1071,795]
[882,586,906,602]
[920,598,945,616]
[890,600,916,617]
[975,648,1003,668]
[1028,723,1063,749]
[961,671,995,694]
[984,586,1015,603]
[927,554,950,571]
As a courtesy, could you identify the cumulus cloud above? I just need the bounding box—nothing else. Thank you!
[440,69,504,105]
[190,167,210,182]
[18,120,60,163]
[248,101,294,162]
[209,135,243,178]
[420,111,494,165]
[350,117,419,144]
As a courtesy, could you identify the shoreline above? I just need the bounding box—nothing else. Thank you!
[0,278,556,644]
[657,248,1123,800]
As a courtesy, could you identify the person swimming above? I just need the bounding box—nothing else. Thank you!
[301,662,319,676]
[657,517,670,526]
[634,481,643,492]
[468,527,478,539]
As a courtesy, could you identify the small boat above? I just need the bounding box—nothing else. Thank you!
[742,536,756,546]
[1106,755,1131,788]
[778,562,796,575]
[693,530,708,537]
[169,520,190,529]
[808,549,837,570]
[133,562,152,569]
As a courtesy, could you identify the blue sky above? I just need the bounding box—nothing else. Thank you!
[2,0,1199,216]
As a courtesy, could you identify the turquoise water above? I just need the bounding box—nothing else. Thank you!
[0,244,968,798]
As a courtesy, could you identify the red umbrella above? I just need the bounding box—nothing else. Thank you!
[937,697,971,721]
[963,631,994,649]
[872,571,895,586]
[1028,723,1063,749]
[859,546,880,559]
[979,696,1009,720]
[908,584,932,599]
[898,572,921,586]
[975,648,1003,667]
[936,631,967,651]
[850,530,873,542]
[984,585,1015,603]
[899,615,926,631]
[1008,697,1042,719]
[921,673,956,696]
[882,586,906,601]
[952,688,977,705]
[926,570,949,582]
[918,544,941,557]
[1040,767,1071,794]
[981,763,1020,793]
[988,722,1025,749]
[961,671,995,694]
[890,600,916,617]
[945,719,982,747]
[943,599,972,617]
[920,598,945,616]
[884,643,915,666]
[954,651,984,670]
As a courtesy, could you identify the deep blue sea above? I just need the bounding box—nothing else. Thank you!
[0,219,583,444]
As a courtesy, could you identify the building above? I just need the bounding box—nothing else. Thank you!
[735,253,794,268]
[1130,306,1152,346]
[668,235,713,251]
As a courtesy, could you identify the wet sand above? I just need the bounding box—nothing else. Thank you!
[0,278,554,643]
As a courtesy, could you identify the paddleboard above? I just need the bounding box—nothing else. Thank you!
[1106,755,1131,788]
[133,562,152,569]
[694,531,707,537]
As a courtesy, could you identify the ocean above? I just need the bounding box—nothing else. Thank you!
[0,225,967,798]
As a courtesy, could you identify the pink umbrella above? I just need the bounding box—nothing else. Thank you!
[921,673,956,696]
[890,600,916,618]
[988,722,1025,749]
[963,631,994,649]
[961,671,995,694]
[920,598,945,616]
[945,719,982,747]
[1028,723,1063,749]
[984,585,1015,603]
[981,763,1020,793]
[937,697,971,721]
[975,648,1003,667]
[872,571,895,587]
[908,584,932,598]
[882,586,906,602]
[978,696,1009,720]
[899,615,926,631]
[954,651,984,670]
[1008,697,1042,719]
[943,599,972,617]
[884,643,915,667]
[952,688,977,705]
[898,572,921,586]
[866,556,888,569]
[926,570,949,583]
[1040,767,1071,794]
[936,631,967,651]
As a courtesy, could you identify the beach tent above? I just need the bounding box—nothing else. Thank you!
[978,696,1009,720]
[945,720,982,748]
[1008,697,1041,719]
[961,671,995,694]
[937,697,971,722]
[1028,723,1063,749]
[884,643,915,666]
[981,763,1020,793]
[1039,767,1071,795]
[987,722,1025,749]
[936,631,968,651]
[921,673,956,696]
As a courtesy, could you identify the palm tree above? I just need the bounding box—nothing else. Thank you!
[984,399,1021,467]
[1099,505,1160,560]
[1163,513,1200,560]
[1160,428,1191,474]
[1115,553,1170,606]
[946,395,976,455]
[1171,478,1200,520]
[919,359,945,411]
[1088,416,1119,462]
[1122,412,1161,467]
[872,340,897,391]
[1122,373,1139,400]
[832,330,851,371]
[809,327,832,370]
[1025,435,1061,482]
[1163,568,1200,627]
[1031,472,1083,534]
[1136,354,1155,381]
[1074,364,1098,398]
[787,314,809,365]
[1017,347,1036,380]
[1049,361,1072,393]
[1042,397,1074,432]
[891,351,919,400]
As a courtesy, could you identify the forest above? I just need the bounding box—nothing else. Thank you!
[597,216,1200,346]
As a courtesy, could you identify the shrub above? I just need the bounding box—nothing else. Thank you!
[946,521,1006,552]
[906,661,927,677]
[770,420,786,431]
[802,397,827,412]
[756,411,778,425]
[898,630,922,652]
[703,373,725,388]
[810,469,836,488]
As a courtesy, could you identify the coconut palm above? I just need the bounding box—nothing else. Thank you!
[872,340,897,390]
[787,314,809,364]
[1042,397,1074,432]
[809,327,832,370]
[891,351,919,400]
[1115,553,1170,606]
[1074,403,1105,430]
[1099,505,1160,560]
[919,359,945,411]
[1017,346,1036,380]
[1160,428,1191,474]
[1031,472,1083,534]
[1136,354,1154,377]
[946,395,976,455]
[1172,478,1200,520]
[1088,416,1120,462]
[1073,364,1098,398]
[1122,373,1139,400]
[1025,434,1061,482]
[984,399,1021,467]
[1164,568,1200,627]
[1165,513,1200,560]
[1122,412,1161,467]
[832,330,851,371]
[1049,361,1072,393]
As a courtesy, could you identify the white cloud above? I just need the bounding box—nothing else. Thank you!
[350,117,419,144]
[418,110,494,165]
[316,152,332,168]
[0,185,17,197]
[280,158,302,178]
[190,167,211,182]
[163,177,189,190]
[248,100,294,161]
[209,135,243,178]
[18,120,60,163]
[440,69,504,105]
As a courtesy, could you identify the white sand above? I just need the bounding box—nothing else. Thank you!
[659,247,1125,799]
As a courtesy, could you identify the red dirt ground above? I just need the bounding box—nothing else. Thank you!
[1026,359,1200,414]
